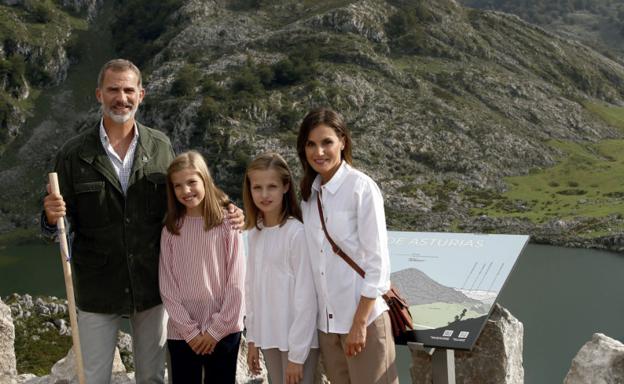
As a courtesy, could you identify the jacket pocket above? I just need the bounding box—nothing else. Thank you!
[145,172,167,221]
[73,181,109,229]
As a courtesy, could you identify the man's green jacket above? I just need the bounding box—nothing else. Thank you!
[52,123,175,314]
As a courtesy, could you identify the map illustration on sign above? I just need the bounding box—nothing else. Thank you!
[388,231,528,350]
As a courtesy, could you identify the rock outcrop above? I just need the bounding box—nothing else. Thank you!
[1,294,533,383]
[0,0,97,157]
[57,0,102,20]
[0,298,17,378]
[19,347,132,384]
[410,304,523,383]
[564,333,624,384]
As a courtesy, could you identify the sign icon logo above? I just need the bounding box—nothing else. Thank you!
[458,331,470,339]
[443,330,453,337]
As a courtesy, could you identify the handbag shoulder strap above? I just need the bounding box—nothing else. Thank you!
[316,193,365,278]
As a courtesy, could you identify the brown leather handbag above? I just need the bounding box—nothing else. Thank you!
[316,195,414,340]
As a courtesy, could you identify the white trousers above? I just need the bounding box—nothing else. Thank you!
[77,304,167,384]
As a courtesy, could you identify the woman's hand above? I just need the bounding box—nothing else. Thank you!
[345,296,375,357]
[247,343,262,375]
[285,361,304,384]
[345,320,367,357]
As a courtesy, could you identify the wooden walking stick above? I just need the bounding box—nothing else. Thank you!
[49,172,86,384]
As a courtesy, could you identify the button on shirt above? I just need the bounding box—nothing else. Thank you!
[301,161,390,334]
[99,120,139,194]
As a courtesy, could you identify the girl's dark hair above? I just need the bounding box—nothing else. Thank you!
[164,151,229,235]
[242,152,302,230]
[296,107,353,201]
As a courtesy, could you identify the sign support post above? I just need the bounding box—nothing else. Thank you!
[408,342,456,384]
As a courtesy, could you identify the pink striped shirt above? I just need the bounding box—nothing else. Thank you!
[159,216,245,342]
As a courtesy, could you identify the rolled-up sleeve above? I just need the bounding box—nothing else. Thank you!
[356,178,391,299]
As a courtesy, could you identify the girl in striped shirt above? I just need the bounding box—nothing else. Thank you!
[243,152,318,384]
[159,151,245,383]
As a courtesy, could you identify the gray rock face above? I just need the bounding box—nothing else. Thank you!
[57,0,102,20]
[305,0,392,44]
[410,304,523,384]
[16,347,132,384]
[0,298,17,377]
[564,333,624,384]
[116,331,134,371]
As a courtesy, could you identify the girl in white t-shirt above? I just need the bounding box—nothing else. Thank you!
[243,152,318,384]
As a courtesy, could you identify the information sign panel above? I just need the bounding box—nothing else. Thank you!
[389,231,528,350]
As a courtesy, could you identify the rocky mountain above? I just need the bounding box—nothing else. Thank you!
[0,0,101,153]
[391,267,479,306]
[460,0,624,60]
[0,0,623,249]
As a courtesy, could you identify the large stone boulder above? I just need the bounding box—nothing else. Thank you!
[17,347,131,384]
[0,297,17,377]
[564,333,624,384]
[410,304,523,384]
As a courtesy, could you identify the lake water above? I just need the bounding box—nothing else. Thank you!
[0,242,622,383]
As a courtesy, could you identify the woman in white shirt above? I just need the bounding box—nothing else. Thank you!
[296,108,398,384]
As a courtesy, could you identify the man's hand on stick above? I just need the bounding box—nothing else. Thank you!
[44,183,66,226]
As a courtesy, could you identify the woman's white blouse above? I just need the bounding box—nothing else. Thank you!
[301,162,391,334]
[245,218,319,364]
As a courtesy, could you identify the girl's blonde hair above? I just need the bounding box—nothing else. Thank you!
[243,152,302,230]
[165,151,229,235]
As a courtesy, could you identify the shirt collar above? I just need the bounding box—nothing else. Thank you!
[99,118,139,145]
[312,161,350,195]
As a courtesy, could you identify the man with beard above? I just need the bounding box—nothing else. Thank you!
[42,59,241,383]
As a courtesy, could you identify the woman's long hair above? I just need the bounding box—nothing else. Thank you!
[242,152,302,230]
[296,107,353,201]
[165,151,229,235]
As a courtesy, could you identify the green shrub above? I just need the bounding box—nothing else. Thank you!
[228,0,262,11]
[197,96,220,123]
[171,65,198,97]
[277,105,301,132]
[273,57,314,85]
[556,189,587,196]
[111,0,186,66]
[231,67,263,95]
[23,0,54,23]
[200,77,227,101]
